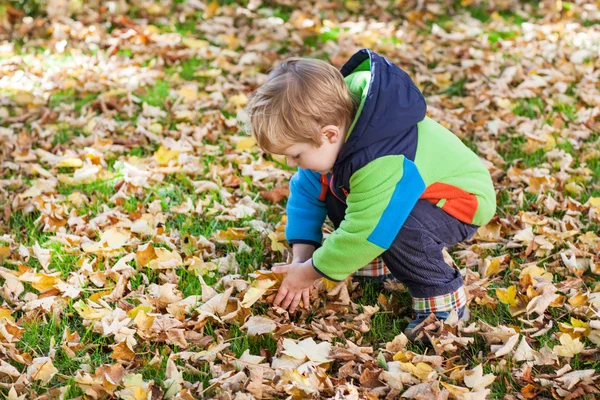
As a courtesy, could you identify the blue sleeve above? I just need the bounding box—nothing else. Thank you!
[285,168,328,248]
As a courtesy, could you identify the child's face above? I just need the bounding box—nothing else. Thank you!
[281,125,345,174]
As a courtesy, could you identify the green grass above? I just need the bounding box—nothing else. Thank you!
[138,80,171,107]
[441,77,467,97]
[487,30,518,44]
[8,211,51,247]
[228,325,278,358]
[512,97,545,119]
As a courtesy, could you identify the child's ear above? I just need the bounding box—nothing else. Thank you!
[321,125,341,143]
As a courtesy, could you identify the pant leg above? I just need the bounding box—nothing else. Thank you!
[381,199,478,298]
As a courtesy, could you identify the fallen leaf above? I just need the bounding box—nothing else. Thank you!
[242,315,277,336]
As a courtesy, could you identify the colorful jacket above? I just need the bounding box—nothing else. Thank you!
[285,49,496,282]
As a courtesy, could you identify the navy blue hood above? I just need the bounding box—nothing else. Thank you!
[336,49,427,165]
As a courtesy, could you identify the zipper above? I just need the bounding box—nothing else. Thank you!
[329,173,347,204]
[317,174,328,201]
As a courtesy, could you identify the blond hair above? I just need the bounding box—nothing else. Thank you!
[243,57,357,154]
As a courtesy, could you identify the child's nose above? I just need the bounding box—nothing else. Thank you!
[287,157,296,167]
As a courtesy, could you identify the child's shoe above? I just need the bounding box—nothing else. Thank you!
[404,286,470,342]
[404,305,470,342]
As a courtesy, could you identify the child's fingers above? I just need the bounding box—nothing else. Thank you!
[273,287,288,307]
[302,289,310,309]
[281,291,297,310]
[288,292,303,314]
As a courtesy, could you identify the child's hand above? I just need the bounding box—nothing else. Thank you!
[272,259,322,313]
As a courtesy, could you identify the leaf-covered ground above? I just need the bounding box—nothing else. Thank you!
[1,0,600,399]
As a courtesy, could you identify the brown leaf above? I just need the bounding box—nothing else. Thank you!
[359,367,382,388]
[521,384,539,399]
[136,242,157,268]
[111,342,136,362]
[260,187,290,203]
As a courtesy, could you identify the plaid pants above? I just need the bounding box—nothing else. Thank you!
[354,257,465,314]
[353,257,392,279]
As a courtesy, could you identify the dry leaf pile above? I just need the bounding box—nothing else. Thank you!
[0,0,599,398]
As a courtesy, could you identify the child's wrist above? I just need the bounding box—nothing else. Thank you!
[300,259,322,281]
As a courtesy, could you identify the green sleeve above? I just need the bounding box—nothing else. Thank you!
[312,155,426,281]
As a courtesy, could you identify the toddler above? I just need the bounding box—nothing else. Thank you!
[245,49,496,339]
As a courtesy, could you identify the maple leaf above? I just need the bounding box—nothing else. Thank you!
[27,357,58,384]
[32,242,51,270]
[148,248,183,270]
[163,357,184,398]
[496,285,517,307]
[464,364,496,391]
[553,333,584,358]
[241,275,279,308]
[111,342,136,362]
[4,387,27,400]
[154,146,179,166]
[242,315,277,336]
[491,334,519,358]
[281,338,332,365]
[513,336,536,362]
[115,374,151,400]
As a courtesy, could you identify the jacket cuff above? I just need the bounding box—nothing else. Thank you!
[287,239,322,249]
[311,259,342,282]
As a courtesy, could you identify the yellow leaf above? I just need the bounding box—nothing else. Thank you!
[99,88,127,99]
[75,302,111,320]
[345,0,361,12]
[568,292,588,307]
[14,91,34,107]
[440,381,469,397]
[188,258,218,277]
[321,278,339,291]
[268,231,286,254]
[88,290,113,303]
[483,257,502,277]
[236,137,257,151]
[496,285,517,307]
[413,362,435,381]
[565,181,583,196]
[56,158,83,168]
[571,318,588,329]
[154,146,179,166]
[0,246,10,259]
[31,274,59,293]
[214,227,248,241]
[178,86,198,102]
[203,0,219,19]
[241,279,276,308]
[144,25,161,35]
[28,357,58,384]
[0,308,13,321]
[148,247,183,270]
[149,122,162,135]
[558,318,591,339]
[136,242,157,267]
[520,265,553,282]
[127,305,153,319]
[133,310,155,331]
[554,334,584,357]
[195,69,222,78]
[111,342,136,362]
[228,93,248,108]
[182,38,209,49]
[589,197,600,209]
